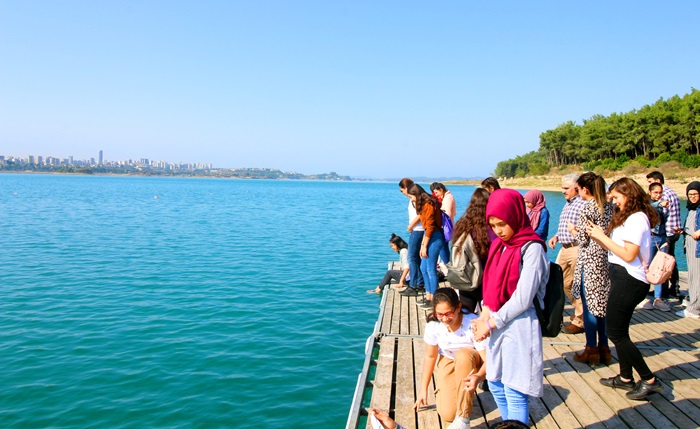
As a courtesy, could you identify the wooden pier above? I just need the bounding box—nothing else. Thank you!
[347,269,700,429]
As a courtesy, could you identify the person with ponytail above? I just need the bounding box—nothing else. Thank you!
[471,189,549,424]
[367,234,410,294]
[414,288,486,429]
[586,178,663,400]
[406,183,446,307]
[678,181,700,318]
[568,172,614,365]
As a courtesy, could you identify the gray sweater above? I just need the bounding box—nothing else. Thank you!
[487,243,549,397]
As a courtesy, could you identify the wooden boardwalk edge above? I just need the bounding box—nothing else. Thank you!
[347,267,700,429]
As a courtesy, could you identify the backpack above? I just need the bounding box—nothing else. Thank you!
[640,242,675,285]
[521,241,565,338]
[441,211,454,241]
[446,233,483,292]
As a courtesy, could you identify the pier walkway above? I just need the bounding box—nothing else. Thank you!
[348,269,700,429]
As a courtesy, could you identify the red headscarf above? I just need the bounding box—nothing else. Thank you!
[483,189,544,311]
[523,189,546,231]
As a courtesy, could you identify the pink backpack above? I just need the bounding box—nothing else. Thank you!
[641,243,676,284]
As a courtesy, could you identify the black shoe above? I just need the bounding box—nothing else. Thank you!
[399,288,419,297]
[600,375,635,391]
[626,378,664,400]
[419,300,433,310]
[416,285,426,293]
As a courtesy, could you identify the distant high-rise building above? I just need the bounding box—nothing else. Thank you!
[99,150,103,165]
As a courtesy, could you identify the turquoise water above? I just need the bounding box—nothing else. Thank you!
[0,175,687,428]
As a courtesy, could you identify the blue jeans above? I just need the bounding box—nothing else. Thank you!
[581,276,608,348]
[420,230,445,295]
[439,239,450,265]
[488,380,529,424]
[650,235,668,300]
[408,230,425,288]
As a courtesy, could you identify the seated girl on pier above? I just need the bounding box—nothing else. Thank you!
[367,234,410,294]
[413,287,487,429]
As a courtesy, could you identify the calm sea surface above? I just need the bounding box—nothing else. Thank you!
[0,174,688,428]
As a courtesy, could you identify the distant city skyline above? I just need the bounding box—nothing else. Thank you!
[0,150,213,171]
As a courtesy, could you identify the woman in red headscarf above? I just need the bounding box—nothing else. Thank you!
[471,189,550,425]
[523,189,550,242]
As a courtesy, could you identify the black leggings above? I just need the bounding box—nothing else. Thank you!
[378,270,403,290]
[607,264,654,381]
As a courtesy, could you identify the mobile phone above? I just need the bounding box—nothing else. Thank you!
[585,215,594,223]
[370,413,384,429]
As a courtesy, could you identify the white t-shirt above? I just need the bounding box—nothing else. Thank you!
[423,312,486,360]
[609,211,651,283]
[399,248,409,270]
[408,201,424,232]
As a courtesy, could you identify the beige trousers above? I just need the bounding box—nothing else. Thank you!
[556,245,584,327]
[435,348,484,424]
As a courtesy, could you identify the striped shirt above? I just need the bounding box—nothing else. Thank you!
[662,184,681,235]
[556,195,586,245]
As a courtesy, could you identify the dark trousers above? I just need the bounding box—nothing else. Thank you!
[607,264,654,381]
[377,270,403,291]
[661,233,681,297]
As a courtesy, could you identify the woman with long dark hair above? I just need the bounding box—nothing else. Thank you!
[569,172,613,365]
[447,188,491,311]
[587,178,663,400]
[406,183,445,307]
[367,234,410,294]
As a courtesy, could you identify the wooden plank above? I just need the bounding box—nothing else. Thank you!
[474,384,502,427]
[539,345,599,428]
[413,337,441,429]
[367,336,396,429]
[563,345,682,429]
[380,287,395,333]
[552,345,653,428]
[400,290,409,335]
[408,293,420,337]
[390,289,402,335]
[528,397,559,429]
[469,389,489,429]
[394,337,417,429]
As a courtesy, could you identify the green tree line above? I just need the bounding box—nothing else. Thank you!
[495,88,700,177]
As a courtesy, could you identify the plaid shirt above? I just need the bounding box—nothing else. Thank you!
[556,195,586,245]
[662,185,681,235]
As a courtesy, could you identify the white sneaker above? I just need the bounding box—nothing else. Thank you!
[653,298,671,312]
[636,298,653,310]
[675,309,700,319]
[446,416,470,429]
[682,298,690,308]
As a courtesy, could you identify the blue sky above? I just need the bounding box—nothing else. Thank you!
[1,1,698,178]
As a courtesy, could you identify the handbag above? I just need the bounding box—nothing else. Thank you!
[640,242,676,284]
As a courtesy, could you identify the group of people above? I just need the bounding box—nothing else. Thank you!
[367,171,699,429]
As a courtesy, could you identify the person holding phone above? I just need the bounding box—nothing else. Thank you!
[587,178,663,400]
[568,172,614,365]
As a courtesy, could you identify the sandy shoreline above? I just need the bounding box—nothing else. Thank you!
[448,173,698,197]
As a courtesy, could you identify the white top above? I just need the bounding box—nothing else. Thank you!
[423,312,486,360]
[608,211,651,283]
[399,248,409,270]
[408,201,424,232]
